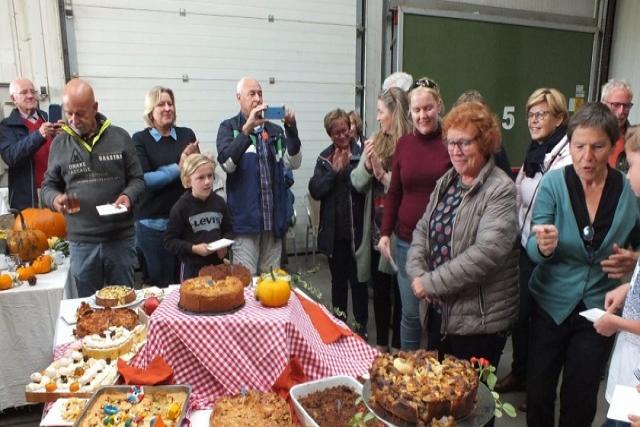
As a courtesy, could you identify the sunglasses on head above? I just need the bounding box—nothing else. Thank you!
[411,78,439,91]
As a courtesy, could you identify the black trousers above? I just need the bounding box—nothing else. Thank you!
[328,240,368,332]
[526,301,614,427]
[509,245,536,379]
[371,249,402,348]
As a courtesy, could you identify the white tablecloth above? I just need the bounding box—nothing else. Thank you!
[0,260,74,410]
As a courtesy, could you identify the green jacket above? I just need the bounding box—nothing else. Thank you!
[350,149,395,282]
[527,167,640,324]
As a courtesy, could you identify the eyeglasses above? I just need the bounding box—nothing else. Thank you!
[411,78,439,91]
[527,110,551,121]
[604,101,634,111]
[16,89,38,97]
[446,138,476,152]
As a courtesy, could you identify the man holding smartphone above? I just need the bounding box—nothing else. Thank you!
[216,76,302,274]
[0,78,62,209]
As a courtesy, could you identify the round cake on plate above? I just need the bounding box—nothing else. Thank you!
[179,275,245,313]
[369,350,479,424]
[198,263,252,287]
[95,285,136,307]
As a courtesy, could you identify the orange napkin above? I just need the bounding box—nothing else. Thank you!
[154,417,165,427]
[295,293,353,344]
[117,356,174,385]
[272,357,307,425]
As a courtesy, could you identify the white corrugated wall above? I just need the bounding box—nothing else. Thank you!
[65,0,358,249]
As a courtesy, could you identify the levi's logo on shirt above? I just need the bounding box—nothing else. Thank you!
[189,212,223,233]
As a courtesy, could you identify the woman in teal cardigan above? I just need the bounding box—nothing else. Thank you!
[526,102,640,427]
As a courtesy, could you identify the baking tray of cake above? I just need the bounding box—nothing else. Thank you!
[72,384,191,427]
[290,375,364,427]
[362,380,495,427]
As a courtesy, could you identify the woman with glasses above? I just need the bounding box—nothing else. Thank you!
[351,87,411,351]
[376,78,452,350]
[406,101,518,373]
[526,102,640,426]
[495,88,571,397]
[309,109,368,336]
[133,86,199,286]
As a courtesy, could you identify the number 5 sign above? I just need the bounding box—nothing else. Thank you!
[502,106,515,130]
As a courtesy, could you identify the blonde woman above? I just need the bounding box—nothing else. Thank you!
[351,87,412,351]
[133,86,199,286]
[377,78,451,350]
[496,88,571,395]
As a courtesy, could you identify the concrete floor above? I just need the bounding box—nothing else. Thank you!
[0,253,609,426]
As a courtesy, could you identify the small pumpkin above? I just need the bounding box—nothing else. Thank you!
[32,255,53,274]
[12,208,66,238]
[0,274,12,290]
[17,265,36,282]
[256,269,291,308]
[7,209,48,261]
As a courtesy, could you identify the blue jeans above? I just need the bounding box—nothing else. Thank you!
[135,222,177,287]
[69,236,136,297]
[395,238,422,350]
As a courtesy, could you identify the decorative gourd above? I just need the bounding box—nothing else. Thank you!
[12,207,66,238]
[256,269,291,308]
[16,265,36,281]
[7,209,49,262]
[0,274,12,291]
[32,255,53,274]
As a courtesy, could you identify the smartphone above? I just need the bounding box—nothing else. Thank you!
[48,104,62,123]
[263,105,285,120]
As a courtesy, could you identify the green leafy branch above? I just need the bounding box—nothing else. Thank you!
[348,396,377,426]
[470,357,516,418]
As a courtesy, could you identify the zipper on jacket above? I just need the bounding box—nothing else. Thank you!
[478,284,486,326]
[348,190,356,255]
[441,181,472,334]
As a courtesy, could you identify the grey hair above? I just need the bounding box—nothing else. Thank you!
[601,79,633,101]
[236,76,258,95]
[382,72,414,92]
[9,78,33,97]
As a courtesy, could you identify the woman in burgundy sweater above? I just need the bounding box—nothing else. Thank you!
[378,78,452,350]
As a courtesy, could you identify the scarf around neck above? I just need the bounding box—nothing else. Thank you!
[523,125,567,178]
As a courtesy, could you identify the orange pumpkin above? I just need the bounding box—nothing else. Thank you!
[7,210,49,261]
[0,274,12,290]
[12,208,66,238]
[255,271,291,308]
[32,255,53,274]
[17,265,36,281]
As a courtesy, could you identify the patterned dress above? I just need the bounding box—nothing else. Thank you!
[605,260,640,402]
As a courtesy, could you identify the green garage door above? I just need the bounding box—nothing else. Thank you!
[401,12,595,166]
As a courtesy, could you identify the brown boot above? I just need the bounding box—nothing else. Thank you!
[494,371,526,393]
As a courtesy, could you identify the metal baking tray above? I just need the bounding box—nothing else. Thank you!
[72,384,191,427]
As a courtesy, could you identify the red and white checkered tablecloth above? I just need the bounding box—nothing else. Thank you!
[134,288,378,409]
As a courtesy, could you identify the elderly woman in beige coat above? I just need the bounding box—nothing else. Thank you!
[406,101,518,368]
